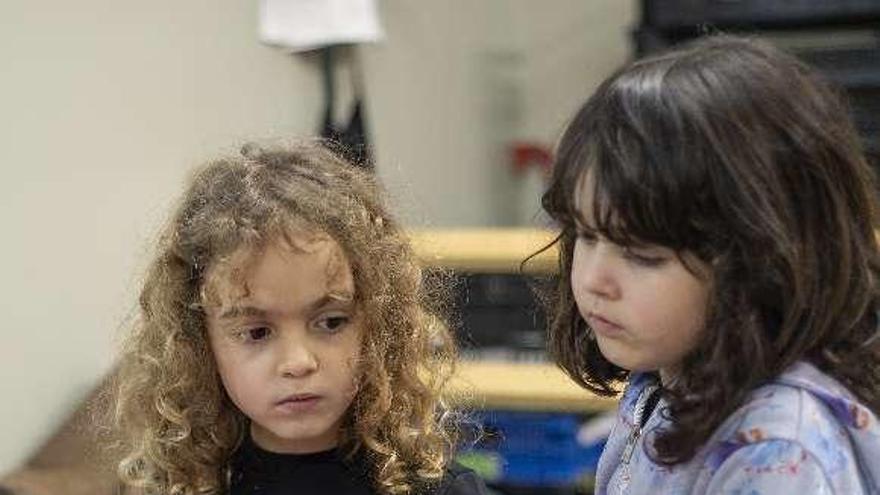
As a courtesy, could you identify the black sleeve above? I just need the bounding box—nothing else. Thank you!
[435,465,492,495]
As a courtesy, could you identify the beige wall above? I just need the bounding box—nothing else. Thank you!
[365,0,636,226]
[0,0,635,473]
[0,0,324,472]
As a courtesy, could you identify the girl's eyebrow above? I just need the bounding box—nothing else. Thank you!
[217,293,354,320]
[307,293,354,313]
[218,306,266,320]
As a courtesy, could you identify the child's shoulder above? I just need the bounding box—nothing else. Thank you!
[705,361,880,492]
[721,375,842,446]
[719,361,875,444]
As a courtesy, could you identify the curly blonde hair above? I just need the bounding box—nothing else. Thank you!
[110,140,458,494]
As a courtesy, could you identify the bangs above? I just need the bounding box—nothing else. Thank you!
[198,223,356,312]
[549,72,710,254]
[559,135,695,251]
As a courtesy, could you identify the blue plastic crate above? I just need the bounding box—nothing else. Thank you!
[457,410,609,487]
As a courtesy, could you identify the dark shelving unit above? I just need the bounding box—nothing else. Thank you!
[634,0,880,164]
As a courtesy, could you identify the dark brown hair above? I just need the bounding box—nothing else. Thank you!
[542,35,880,464]
[111,140,458,494]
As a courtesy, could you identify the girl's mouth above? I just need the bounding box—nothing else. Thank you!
[587,313,624,337]
[275,394,322,412]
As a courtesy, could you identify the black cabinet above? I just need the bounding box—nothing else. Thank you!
[635,0,880,161]
[642,0,880,31]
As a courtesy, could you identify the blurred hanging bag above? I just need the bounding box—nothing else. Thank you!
[258,0,383,52]
[258,0,381,167]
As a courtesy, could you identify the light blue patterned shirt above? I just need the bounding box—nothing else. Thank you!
[595,362,880,494]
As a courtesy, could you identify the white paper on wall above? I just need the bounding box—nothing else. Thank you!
[259,0,384,52]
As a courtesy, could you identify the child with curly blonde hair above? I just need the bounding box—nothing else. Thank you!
[110,141,488,495]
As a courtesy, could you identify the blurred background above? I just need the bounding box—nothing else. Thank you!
[1,1,878,493]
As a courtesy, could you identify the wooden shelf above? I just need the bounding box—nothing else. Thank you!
[446,361,617,413]
[409,228,559,273]
[409,228,615,412]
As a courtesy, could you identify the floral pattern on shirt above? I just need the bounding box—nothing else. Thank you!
[594,362,880,494]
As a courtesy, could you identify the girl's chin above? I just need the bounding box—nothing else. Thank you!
[597,348,659,375]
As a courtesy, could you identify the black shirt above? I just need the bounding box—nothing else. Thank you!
[229,437,489,495]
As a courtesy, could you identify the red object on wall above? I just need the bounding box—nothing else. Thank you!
[510,142,553,175]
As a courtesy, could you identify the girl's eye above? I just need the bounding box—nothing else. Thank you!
[315,314,351,334]
[623,247,667,267]
[239,327,272,342]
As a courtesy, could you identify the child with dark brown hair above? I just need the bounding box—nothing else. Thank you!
[543,35,880,493]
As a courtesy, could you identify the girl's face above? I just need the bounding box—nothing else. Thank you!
[205,235,362,454]
[570,177,711,385]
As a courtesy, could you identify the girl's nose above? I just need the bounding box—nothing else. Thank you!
[574,242,621,301]
[277,336,318,378]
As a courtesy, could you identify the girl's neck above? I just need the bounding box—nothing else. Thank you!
[250,422,341,455]
[658,367,679,389]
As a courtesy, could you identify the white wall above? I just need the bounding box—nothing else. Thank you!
[0,0,323,472]
[0,0,636,474]
[365,0,636,226]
